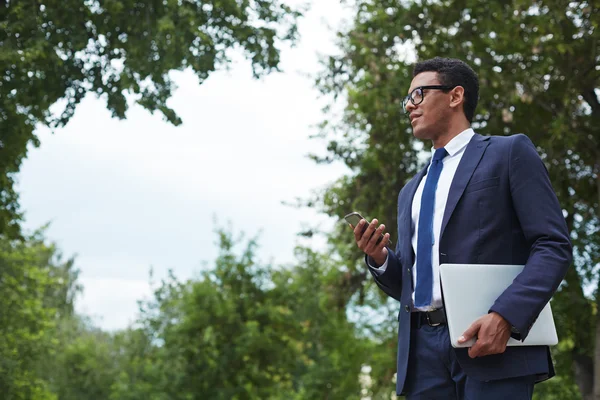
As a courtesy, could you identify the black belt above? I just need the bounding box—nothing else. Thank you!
[411,308,447,328]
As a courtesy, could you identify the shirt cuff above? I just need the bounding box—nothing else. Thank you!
[367,254,389,275]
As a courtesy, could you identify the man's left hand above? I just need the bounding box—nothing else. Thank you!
[458,312,512,358]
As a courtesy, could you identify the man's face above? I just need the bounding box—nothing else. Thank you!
[404,71,451,141]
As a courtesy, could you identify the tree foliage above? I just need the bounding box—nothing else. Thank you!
[129,230,370,399]
[0,229,80,399]
[21,229,374,399]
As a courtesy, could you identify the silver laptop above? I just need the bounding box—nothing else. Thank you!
[439,264,558,348]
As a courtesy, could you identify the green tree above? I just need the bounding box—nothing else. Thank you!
[0,230,80,399]
[108,327,167,400]
[126,229,371,399]
[137,232,302,399]
[312,0,598,398]
[40,314,167,400]
[41,316,120,400]
[270,246,373,399]
[29,228,374,399]
[0,0,301,237]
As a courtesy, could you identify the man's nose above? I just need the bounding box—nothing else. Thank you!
[405,100,416,113]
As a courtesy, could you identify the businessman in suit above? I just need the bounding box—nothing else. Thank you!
[352,57,572,399]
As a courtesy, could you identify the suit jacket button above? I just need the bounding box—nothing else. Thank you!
[405,305,410,312]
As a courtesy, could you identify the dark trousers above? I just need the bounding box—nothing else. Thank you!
[404,323,535,400]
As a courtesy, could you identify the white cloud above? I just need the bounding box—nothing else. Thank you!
[75,277,153,331]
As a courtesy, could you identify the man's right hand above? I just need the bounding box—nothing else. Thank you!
[352,219,390,267]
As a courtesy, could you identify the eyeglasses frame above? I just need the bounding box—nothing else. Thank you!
[402,85,458,113]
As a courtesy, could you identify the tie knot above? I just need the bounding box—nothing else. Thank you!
[433,147,448,162]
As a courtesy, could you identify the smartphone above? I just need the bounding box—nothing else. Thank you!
[344,212,392,246]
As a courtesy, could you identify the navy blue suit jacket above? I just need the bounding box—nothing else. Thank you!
[368,133,572,395]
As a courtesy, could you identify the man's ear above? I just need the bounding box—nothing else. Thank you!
[449,86,465,110]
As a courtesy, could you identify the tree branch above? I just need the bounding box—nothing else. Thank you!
[582,89,600,117]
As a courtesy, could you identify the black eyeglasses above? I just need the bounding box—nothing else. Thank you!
[402,85,456,113]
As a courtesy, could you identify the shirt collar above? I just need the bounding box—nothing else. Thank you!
[430,128,475,158]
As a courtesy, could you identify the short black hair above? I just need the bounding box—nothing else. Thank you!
[413,57,479,123]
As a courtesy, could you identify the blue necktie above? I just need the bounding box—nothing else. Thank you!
[415,147,448,308]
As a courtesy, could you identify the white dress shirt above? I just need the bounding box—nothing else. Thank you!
[370,128,476,311]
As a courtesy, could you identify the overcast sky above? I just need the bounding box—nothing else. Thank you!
[17,0,354,331]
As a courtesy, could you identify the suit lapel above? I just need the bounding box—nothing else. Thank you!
[440,133,490,238]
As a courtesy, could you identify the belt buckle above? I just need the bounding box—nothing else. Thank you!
[426,311,441,326]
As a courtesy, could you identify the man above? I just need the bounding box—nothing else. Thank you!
[352,57,572,399]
